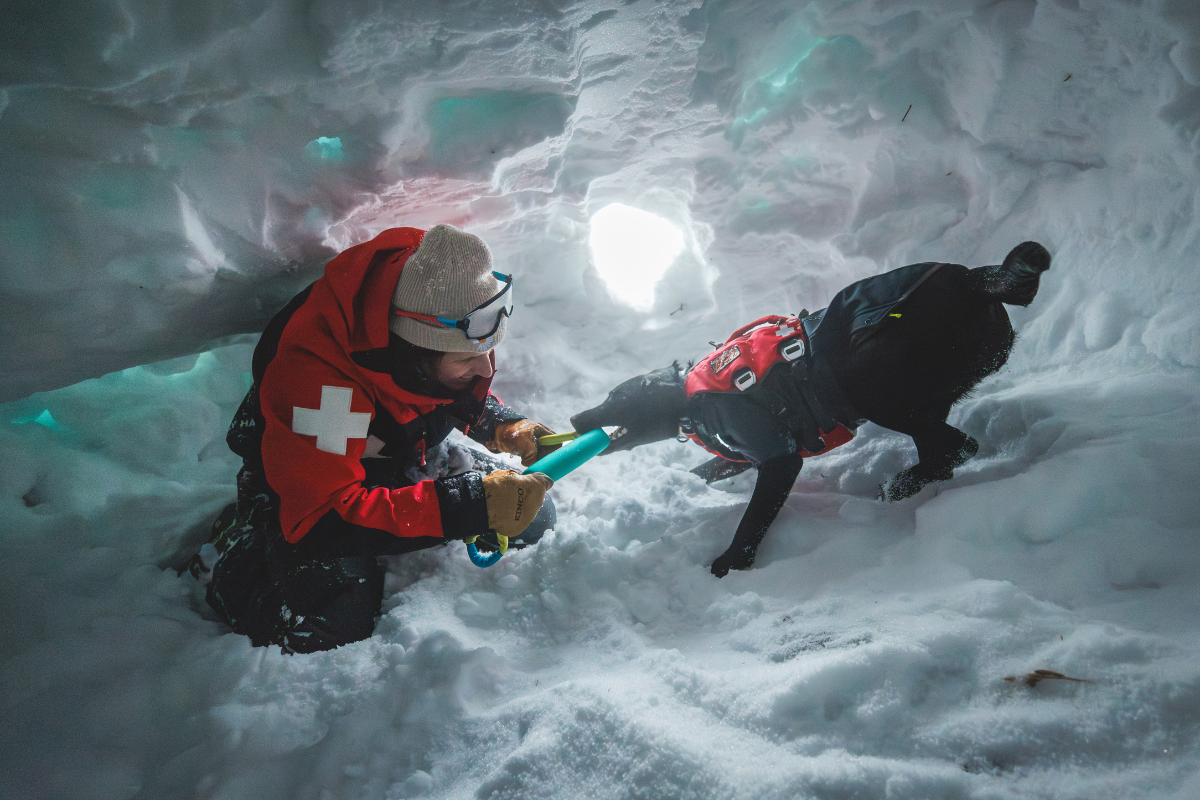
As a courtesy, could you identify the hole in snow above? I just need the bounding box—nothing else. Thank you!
[588,203,684,312]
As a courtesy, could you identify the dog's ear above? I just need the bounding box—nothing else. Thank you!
[571,364,686,454]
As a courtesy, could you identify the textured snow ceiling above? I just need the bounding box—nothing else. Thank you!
[3,0,1200,402]
[6,4,1200,799]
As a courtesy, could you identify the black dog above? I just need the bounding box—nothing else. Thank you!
[572,242,1051,577]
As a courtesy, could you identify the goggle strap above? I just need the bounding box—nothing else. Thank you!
[391,309,459,327]
[391,272,513,340]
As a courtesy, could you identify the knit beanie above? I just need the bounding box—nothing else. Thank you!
[389,224,507,352]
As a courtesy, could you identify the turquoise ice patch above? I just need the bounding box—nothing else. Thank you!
[306,137,344,161]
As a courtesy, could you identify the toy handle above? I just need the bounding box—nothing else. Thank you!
[522,428,610,481]
[466,429,610,568]
[466,541,504,567]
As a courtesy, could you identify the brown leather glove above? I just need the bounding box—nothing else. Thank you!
[489,420,560,467]
[482,470,553,540]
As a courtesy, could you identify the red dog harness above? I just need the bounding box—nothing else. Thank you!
[684,315,854,461]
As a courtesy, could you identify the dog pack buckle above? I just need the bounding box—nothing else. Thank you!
[733,368,757,391]
[779,338,805,361]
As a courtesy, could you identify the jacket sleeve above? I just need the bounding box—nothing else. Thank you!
[288,472,488,560]
[258,356,488,545]
[465,393,526,445]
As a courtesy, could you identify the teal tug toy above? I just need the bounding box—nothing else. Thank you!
[466,428,612,567]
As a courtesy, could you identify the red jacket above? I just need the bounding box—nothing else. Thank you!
[237,227,514,548]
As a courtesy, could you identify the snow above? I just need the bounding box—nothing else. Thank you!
[3,0,1200,798]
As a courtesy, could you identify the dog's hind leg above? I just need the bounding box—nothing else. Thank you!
[881,417,979,501]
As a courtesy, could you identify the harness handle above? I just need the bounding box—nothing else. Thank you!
[724,315,793,343]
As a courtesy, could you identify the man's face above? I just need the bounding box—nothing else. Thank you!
[434,349,494,391]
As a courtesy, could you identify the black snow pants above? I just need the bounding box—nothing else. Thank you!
[205,510,394,654]
[205,456,556,654]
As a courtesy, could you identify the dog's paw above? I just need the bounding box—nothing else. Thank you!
[882,471,922,501]
[711,549,755,578]
[882,463,954,501]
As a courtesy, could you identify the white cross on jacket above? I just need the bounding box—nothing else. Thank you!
[292,386,372,455]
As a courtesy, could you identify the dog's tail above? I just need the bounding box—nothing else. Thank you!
[976,241,1052,307]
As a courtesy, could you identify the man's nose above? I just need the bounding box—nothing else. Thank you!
[470,353,494,378]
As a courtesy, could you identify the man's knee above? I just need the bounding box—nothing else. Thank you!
[208,544,386,653]
[282,559,386,653]
[518,493,556,546]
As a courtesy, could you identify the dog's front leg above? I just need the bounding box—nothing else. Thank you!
[711,453,804,577]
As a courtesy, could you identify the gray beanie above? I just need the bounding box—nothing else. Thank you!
[390,224,508,352]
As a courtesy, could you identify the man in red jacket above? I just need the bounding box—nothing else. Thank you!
[200,224,557,653]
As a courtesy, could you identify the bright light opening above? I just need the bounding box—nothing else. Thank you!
[588,203,685,312]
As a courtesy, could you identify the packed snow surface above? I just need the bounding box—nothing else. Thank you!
[3,0,1200,798]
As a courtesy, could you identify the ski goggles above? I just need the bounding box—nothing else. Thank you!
[392,271,514,341]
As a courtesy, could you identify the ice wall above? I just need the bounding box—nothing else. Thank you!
[4,1,1200,799]
[4,0,1199,403]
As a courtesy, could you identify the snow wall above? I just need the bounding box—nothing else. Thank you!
[3,1,1200,798]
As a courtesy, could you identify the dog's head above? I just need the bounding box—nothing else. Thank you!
[570,364,687,454]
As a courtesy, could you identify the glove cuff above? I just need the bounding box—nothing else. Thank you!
[433,471,489,539]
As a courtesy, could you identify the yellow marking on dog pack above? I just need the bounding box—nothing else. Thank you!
[889,313,902,318]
